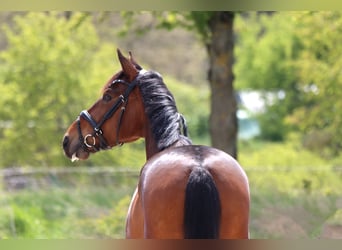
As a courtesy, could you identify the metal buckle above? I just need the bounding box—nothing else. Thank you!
[94,128,103,136]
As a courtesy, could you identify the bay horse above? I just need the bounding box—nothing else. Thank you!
[62,49,250,239]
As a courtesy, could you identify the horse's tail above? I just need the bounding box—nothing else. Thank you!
[184,166,221,239]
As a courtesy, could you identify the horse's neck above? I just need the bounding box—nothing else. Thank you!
[144,135,192,161]
[144,121,191,160]
[144,129,159,160]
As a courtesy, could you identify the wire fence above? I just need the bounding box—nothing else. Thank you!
[0,167,140,192]
[1,166,341,192]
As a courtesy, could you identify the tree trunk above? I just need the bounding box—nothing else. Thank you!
[207,12,238,159]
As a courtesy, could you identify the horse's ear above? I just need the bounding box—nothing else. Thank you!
[129,51,143,70]
[117,49,138,81]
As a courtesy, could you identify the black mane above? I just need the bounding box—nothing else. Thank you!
[137,71,192,150]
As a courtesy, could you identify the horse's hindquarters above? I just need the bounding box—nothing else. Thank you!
[210,163,250,238]
[204,147,250,238]
[133,145,250,239]
[140,159,190,238]
[125,187,144,238]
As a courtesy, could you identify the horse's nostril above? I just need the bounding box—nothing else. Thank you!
[62,136,69,149]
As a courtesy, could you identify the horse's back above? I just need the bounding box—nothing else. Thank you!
[134,145,250,239]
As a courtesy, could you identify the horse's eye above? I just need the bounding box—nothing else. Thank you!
[102,93,112,102]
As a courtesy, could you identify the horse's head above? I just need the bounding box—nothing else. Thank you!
[62,49,146,161]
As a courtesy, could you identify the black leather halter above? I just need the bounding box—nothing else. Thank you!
[76,72,142,152]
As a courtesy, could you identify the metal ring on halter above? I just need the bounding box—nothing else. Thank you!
[84,134,96,148]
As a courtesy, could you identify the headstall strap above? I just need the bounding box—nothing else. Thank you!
[77,70,145,151]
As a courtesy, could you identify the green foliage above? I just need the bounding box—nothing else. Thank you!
[186,12,212,42]
[154,11,213,43]
[120,11,213,44]
[288,12,342,156]
[235,13,300,91]
[235,12,302,141]
[257,105,289,141]
[240,134,327,169]
[0,12,99,167]
[235,12,342,155]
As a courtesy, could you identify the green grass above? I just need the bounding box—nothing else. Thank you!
[249,188,340,238]
[238,136,342,238]
[0,185,135,239]
[1,137,341,239]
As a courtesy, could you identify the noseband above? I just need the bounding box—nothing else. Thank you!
[76,71,143,152]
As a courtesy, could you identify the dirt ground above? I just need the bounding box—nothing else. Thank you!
[320,224,342,238]
[251,197,342,239]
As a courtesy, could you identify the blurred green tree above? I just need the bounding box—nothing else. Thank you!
[289,12,342,156]
[0,12,98,166]
[234,12,302,141]
[235,11,342,156]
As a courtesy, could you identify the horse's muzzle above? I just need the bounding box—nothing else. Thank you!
[62,135,69,151]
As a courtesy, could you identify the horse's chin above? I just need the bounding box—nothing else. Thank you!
[71,149,90,162]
